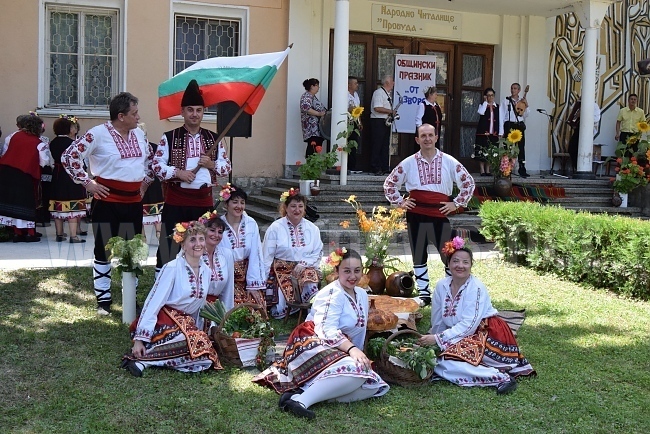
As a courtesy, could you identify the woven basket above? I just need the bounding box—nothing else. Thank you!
[373,329,433,386]
[211,303,267,367]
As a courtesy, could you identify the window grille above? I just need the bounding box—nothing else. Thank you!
[46,6,119,108]
[174,15,240,113]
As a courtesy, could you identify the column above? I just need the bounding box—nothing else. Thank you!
[331,0,350,185]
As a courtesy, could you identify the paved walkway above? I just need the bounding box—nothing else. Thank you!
[0,223,500,270]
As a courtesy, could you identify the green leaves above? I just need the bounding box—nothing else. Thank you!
[105,234,148,277]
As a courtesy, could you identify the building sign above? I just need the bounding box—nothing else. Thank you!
[371,3,462,39]
[393,54,436,134]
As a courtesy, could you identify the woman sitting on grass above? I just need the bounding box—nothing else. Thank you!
[253,248,389,420]
[201,210,234,312]
[418,237,535,394]
[121,221,222,377]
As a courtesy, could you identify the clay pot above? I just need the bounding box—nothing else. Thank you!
[310,180,321,196]
[385,271,415,297]
[493,177,512,198]
[366,266,386,295]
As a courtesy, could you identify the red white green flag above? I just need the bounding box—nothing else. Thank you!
[158,46,291,119]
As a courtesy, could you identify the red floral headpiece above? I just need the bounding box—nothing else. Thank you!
[325,247,347,267]
[441,236,470,257]
[172,221,203,244]
[218,183,236,202]
[198,210,218,225]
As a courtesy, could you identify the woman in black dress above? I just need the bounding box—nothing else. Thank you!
[474,87,500,176]
[49,115,87,243]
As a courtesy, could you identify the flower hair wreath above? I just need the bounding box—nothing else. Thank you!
[218,183,236,202]
[59,113,78,124]
[326,247,347,267]
[198,210,218,225]
[441,236,470,257]
[279,187,299,203]
[172,221,201,244]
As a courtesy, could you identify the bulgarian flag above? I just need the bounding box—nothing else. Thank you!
[158,46,291,119]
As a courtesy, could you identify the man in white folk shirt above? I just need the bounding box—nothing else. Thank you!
[153,79,231,278]
[499,82,530,178]
[62,92,154,315]
[384,123,475,306]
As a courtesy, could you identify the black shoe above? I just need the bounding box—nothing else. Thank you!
[373,170,383,176]
[518,168,530,178]
[12,235,25,243]
[70,237,86,243]
[281,398,315,420]
[56,235,67,242]
[78,231,88,236]
[35,231,43,237]
[121,359,143,377]
[279,391,298,408]
[25,235,40,243]
[496,375,518,395]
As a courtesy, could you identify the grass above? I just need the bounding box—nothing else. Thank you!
[1,260,649,433]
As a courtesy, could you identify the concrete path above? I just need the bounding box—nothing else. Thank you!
[0,224,500,270]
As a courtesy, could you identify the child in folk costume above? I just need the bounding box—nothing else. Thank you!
[262,189,322,319]
[218,184,266,308]
[253,249,389,419]
[122,221,222,376]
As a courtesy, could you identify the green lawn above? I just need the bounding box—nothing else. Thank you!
[2,260,649,433]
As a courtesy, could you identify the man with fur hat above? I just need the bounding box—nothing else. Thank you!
[61,92,154,315]
[154,79,231,275]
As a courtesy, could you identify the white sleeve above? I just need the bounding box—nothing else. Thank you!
[435,283,488,349]
[261,222,279,280]
[245,219,267,291]
[212,139,232,177]
[37,142,53,167]
[429,280,446,334]
[219,249,235,311]
[477,101,488,115]
[152,134,177,181]
[415,102,425,128]
[133,263,176,342]
[299,223,323,268]
[312,285,347,347]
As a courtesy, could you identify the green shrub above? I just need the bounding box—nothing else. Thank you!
[479,201,650,299]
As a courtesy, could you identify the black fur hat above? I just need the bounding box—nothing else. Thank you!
[181,79,205,107]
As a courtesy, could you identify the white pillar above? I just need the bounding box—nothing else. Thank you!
[572,0,612,178]
[331,0,350,185]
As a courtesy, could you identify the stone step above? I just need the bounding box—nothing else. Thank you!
[563,205,642,214]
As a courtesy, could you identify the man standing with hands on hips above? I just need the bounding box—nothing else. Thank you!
[500,83,530,178]
[62,92,154,315]
[383,123,475,306]
[153,79,231,277]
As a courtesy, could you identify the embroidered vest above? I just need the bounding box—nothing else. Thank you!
[163,126,219,169]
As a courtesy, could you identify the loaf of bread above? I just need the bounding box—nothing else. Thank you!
[368,295,420,313]
[367,299,399,331]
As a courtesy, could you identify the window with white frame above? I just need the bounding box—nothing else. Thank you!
[45,5,119,108]
[174,13,242,112]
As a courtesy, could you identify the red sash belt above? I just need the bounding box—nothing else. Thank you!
[407,190,464,218]
[165,183,213,207]
[96,177,142,204]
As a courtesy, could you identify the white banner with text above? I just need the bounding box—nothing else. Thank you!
[393,54,437,134]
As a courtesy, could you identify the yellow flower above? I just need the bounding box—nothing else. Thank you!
[339,220,350,229]
[507,129,523,143]
[637,121,650,133]
[376,206,387,214]
[174,223,186,233]
[351,106,364,119]
[347,194,357,202]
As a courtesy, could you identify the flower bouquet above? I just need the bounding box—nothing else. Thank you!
[105,234,148,277]
[610,122,650,195]
[340,195,406,269]
[473,129,522,178]
[336,106,364,153]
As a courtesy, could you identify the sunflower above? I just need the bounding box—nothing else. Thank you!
[637,121,650,133]
[351,106,364,119]
[507,129,523,143]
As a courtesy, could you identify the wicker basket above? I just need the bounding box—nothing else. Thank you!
[373,329,433,386]
[211,303,267,367]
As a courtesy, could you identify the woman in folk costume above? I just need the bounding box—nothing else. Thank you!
[137,123,164,241]
[473,87,500,176]
[121,221,222,377]
[414,86,443,147]
[0,114,53,243]
[253,248,389,420]
[418,237,535,394]
[262,189,323,319]
[217,184,267,308]
[200,210,235,312]
[49,115,88,243]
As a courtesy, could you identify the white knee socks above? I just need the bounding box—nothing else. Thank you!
[93,259,112,307]
[413,264,430,301]
[293,376,366,408]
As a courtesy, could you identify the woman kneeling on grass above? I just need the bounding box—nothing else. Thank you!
[418,237,535,394]
[121,221,222,377]
[253,248,389,420]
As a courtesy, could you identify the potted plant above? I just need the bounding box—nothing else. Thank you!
[609,122,650,207]
[341,195,407,294]
[105,234,149,324]
[473,129,522,197]
[296,149,338,196]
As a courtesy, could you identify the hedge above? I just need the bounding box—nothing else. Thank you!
[478,201,650,300]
